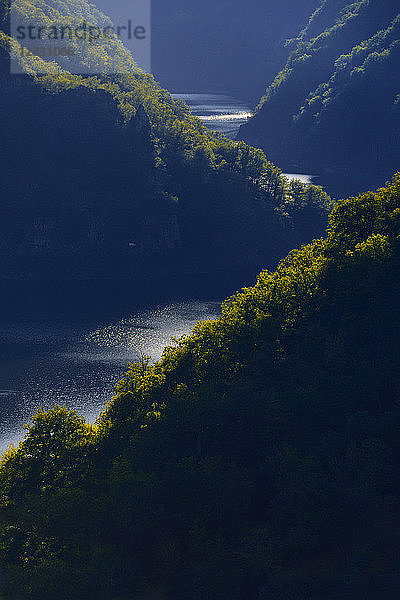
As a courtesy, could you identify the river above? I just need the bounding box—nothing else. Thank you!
[172,93,253,139]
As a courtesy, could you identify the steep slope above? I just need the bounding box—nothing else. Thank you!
[240,0,400,184]
[0,0,331,279]
[1,174,400,599]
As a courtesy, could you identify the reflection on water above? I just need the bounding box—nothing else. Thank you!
[85,301,221,362]
[172,93,252,138]
[282,173,315,185]
[0,300,221,454]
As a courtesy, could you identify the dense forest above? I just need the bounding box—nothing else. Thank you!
[2,174,400,598]
[240,0,400,184]
[0,0,330,279]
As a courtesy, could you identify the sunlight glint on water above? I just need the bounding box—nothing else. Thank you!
[0,301,222,454]
[172,93,253,138]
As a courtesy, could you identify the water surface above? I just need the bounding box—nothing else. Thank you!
[172,93,253,138]
[282,173,315,185]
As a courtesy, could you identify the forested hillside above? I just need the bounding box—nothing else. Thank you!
[2,174,400,599]
[0,0,330,279]
[240,0,400,183]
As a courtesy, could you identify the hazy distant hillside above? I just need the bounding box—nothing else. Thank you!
[240,0,400,181]
[151,0,319,101]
